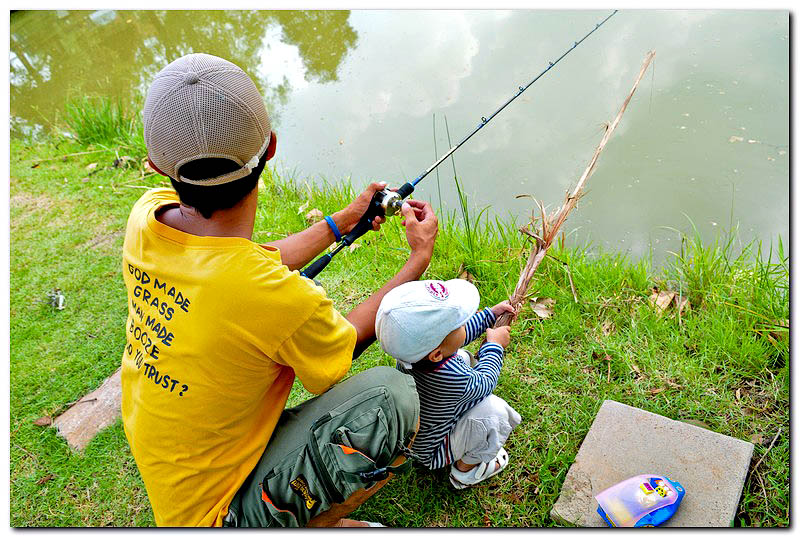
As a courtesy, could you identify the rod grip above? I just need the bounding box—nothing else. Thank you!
[300,253,332,280]
[397,182,415,199]
[341,216,372,246]
[340,189,387,245]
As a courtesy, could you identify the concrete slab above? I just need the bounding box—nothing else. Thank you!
[53,368,122,451]
[551,400,754,527]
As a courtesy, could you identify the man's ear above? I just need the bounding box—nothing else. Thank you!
[266,131,277,161]
[147,157,167,177]
[427,348,444,363]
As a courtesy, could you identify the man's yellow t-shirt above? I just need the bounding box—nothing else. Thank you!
[120,189,356,527]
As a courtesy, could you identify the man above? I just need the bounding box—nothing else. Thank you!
[121,53,438,527]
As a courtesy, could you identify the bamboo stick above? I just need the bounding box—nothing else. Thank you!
[495,50,656,327]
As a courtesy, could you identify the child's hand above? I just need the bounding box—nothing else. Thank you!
[486,325,511,348]
[491,300,515,318]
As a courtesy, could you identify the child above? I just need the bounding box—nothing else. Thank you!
[375,279,521,489]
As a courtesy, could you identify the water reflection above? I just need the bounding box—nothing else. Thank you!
[10,10,357,131]
[9,10,788,263]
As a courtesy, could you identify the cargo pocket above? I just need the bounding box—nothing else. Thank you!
[334,406,391,463]
[259,445,334,528]
[322,442,381,499]
[310,386,407,501]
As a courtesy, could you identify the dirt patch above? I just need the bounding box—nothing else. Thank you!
[10,190,63,232]
[10,192,55,213]
[82,231,124,251]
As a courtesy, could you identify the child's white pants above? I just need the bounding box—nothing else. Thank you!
[448,394,521,465]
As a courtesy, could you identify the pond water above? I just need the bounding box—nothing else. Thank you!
[10,10,789,264]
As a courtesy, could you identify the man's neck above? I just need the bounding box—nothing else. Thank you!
[156,190,257,240]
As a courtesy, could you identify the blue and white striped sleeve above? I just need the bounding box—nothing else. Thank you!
[463,308,497,345]
[459,342,504,402]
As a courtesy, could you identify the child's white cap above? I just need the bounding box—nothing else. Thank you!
[375,279,480,365]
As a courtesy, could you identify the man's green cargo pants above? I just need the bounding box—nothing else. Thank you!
[223,366,419,527]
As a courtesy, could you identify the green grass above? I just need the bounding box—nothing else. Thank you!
[9,101,789,527]
[63,95,146,156]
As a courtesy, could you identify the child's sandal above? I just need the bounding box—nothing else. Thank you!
[449,448,509,490]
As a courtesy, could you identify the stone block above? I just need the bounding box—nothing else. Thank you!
[551,400,754,527]
[53,368,122,451]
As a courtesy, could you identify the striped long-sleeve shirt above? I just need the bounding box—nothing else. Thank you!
[405,308,504,469]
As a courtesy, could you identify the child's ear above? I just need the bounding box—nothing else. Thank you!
[427,348,444,362]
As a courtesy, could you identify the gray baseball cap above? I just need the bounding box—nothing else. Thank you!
[143,53,272,186]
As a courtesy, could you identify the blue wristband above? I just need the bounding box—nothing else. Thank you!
[324,215,342,242]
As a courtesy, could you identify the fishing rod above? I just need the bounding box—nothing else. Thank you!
[300,9,618,279]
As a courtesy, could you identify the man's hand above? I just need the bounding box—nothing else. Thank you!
[400,199,438,264]
[334,182,388,234]
[491,300,514,319]
[346,198,438,358]
[486,325,511,348]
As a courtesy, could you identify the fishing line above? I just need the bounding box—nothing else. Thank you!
[433,113,442,210]
[300,9,620,279]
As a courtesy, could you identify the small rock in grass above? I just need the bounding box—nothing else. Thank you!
[304,208,324,224]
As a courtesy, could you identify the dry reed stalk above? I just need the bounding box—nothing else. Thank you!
[496,50,656,327]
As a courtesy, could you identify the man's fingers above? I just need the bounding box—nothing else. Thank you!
[405,199,435,221]
[400,202,416,219]
[403,199,426,209]
[368,181,388,194]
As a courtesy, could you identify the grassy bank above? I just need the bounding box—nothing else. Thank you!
[9,103,788,527]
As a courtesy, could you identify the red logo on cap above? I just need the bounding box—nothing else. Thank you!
[425,281,449,300]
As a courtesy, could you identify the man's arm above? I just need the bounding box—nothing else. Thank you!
[266,182,388,270]
[346,199,438,358]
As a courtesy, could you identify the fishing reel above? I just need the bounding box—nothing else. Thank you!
[345,183,416,239]
[346,184,412,246]
[375,189,404,217]
[300,182,415,279]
